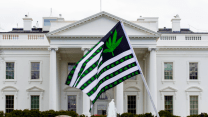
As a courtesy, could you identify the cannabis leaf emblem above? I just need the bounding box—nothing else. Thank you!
[103,29,123,56]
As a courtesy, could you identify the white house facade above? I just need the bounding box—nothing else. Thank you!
[0,12,208,117]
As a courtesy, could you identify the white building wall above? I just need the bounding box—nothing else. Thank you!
[157,50,208,116]
[0,49,50,111]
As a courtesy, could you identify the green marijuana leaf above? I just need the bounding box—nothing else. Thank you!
[103,29,123,56]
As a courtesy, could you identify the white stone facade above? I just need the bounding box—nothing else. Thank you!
[0,11,207,117]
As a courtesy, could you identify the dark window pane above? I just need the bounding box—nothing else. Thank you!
[189,63,198,80]
[164,62,173,80]
[164,96,173,114]
[31,96,39,110]
[6,95,14,113]
[190,96,198,115]
[6,62,14,79]
[68,95,76,112]
[127,96,136,114]
[31,62,40,79]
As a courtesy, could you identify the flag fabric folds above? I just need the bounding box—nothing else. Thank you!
[65,21,142,110]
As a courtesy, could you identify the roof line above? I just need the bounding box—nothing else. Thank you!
[46,11,160,36]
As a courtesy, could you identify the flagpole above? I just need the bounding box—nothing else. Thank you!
[100,0,102,12]
[120,21,160,117]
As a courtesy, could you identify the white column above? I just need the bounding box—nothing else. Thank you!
[81,48,91,117]
[116,83,124,114]
[49,47,58,110]
[147,48,157,115]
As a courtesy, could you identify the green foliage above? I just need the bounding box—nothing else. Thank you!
[4,110,78,117]
[121,112,135,117]
[144,113,153,117]
[187,113,208,117]
[158,110,180,117]
[103,29,123,56]
[0,111,3,117]
[79,114,86,117]
[134,114,146,117]
[91,115,106,117]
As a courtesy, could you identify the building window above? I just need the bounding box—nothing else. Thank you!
[164,62,173,80]
[97,104,107,115]
[6,62,14,79]
[68,63,75,74]
[190,96,198,115]
[31,62,40,79]
[6,95,14,113]
[44,19,57,26]
[128,96,136,114]
[68,95,76,112]
[98,92,108,100]
[31,96,39,110]
[164,96,173,114]
[189,63,198,80]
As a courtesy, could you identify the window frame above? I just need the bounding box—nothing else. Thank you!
[161,61,175,84]
[124,91,140,114]
[159,87,177,115]
[1,86,18,113]
[28,60,42,84]
[185,86,202,116]
[63,90,80,113]
[26,86,44,111]
[3,61,17,84]
[187,61,200,84]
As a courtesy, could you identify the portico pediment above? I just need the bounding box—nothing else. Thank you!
[47,11,159,38]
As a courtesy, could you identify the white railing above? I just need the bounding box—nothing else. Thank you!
[160,36,176,40]
[185,35,201,40]
[28,35,44,40]
[2,34,19,40]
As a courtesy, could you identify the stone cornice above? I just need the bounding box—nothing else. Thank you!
[158,47,208,50]
[47,35,159,40]
[46,11,160,36]
[0,46,48,50]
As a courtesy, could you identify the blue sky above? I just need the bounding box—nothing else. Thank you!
[0,0,208,32]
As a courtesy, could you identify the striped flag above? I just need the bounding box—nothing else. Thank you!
[65,21,141,110]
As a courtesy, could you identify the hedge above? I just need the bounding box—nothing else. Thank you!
[1,110,78,117]
[187,113,208,117]
[3,110,207,117]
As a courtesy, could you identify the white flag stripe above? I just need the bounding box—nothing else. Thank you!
[70,42,104,87]
[97,49,132,73]
[82,58,135,93]
[82,51,102,74]
[76,68,97,88]
[90,66,139,100]
[73,51,102,87]
[98,56,103,66]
